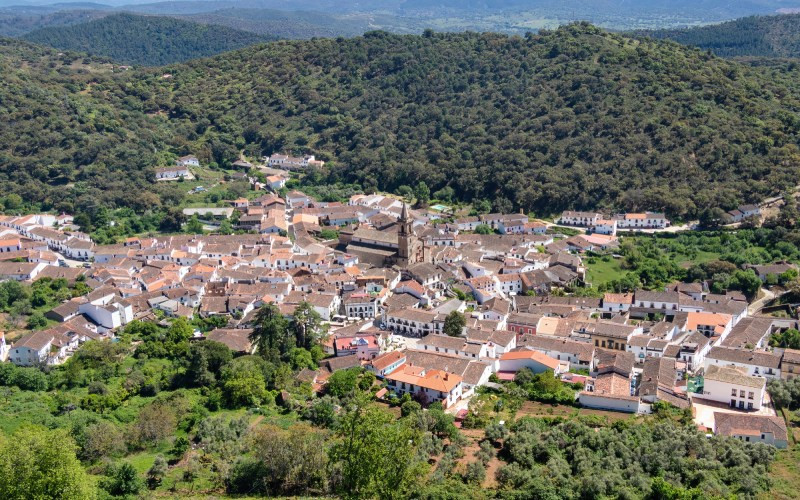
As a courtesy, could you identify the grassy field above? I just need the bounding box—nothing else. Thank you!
[517,401,637,423]
[585,255,627,286]
[765,445,800,500]
[762,410,800,500]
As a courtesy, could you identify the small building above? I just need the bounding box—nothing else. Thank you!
[556,211,602,227]
[333,335,380,360]
[781,348,800,380]
[367,351,406,378]
[9,330,53,366]
[176,155,200,167]
[206,328,254,354]
[498,350,566,375]
[266,175,286,190]
[713,412,788,448]
[156,166,191,180]
[701,364,766,411]
[614,212,670,230]
[385,364,463,408]
[591,219,617,236]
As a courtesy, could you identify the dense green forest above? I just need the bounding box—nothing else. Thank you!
[4,23,800,219]
[22,13,275,65]
[638,14,800,58]
[0,9,109,37]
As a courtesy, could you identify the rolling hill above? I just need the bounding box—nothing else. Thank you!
[0,8,110,37]
[22,12,275,64]
[3,23,800,219]
[637,13,800,58]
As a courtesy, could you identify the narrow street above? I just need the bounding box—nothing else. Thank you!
[749,287,777,315]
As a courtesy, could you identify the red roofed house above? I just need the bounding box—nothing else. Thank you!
[367,351,406,377]
[498,350,567,376]
[385,364,463,408]
[334,335,381,360]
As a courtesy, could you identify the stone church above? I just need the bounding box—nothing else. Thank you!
[339,203,425,268]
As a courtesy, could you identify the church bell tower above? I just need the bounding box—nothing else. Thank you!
[398,202,415,265]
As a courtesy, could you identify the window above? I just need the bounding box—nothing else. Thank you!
[748,402,753,410]
[748,392,754,400]
[731,388,737,396]
[740,390,745,398]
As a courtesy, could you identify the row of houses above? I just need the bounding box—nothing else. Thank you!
[557,211,670,233]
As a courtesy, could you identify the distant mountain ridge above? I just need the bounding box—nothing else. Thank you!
[636,13,800,58]
[22,12,275,64]
[3,0,800,35]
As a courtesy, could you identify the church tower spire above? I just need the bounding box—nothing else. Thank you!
[398,202,414,264]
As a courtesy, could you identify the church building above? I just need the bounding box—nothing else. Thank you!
[339,203,426,268]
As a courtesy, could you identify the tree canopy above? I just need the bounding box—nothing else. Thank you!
[3,24,800,219]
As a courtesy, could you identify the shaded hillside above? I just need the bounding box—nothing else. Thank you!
[2,24,800,219]
[22,12,275,65]
[638,14,800,58]
[0,9,110,37]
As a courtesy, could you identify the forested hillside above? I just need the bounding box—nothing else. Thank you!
[22,13,275,65]
[639,14,800,58]
[3,24,800,219]
[0,9,110,37]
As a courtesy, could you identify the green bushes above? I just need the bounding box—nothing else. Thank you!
[497,418,774,498]
[512,369,577,405]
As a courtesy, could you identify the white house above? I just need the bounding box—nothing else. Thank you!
[602,292,633,314]
[385,308,442,337]
[704,347,782,379]
[9,330,53,366]
[517,336,595,371]
[0,237,22,253]
[591,219,617,235]
[156,166,191,180]
[417,334,492,360]
[498,350,566,375]
[701,364,766,411]
[557,211,602,227]
[333,335,381,360]
[385,365,463,408]
[78,289,133,331]
[266,175,286,191]
[713,412,788,448]
[266,154,323,169]
[614,212,670,230]
[176,155,200,167]
[367,351,407,378]
[0,262,46,281]
[63,237,95,261]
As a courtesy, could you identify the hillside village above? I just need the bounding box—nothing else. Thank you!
[0,154,796,452]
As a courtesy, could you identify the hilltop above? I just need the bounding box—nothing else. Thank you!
[3,24,800,218]
[22,12,275,65]
[637,14,800,58]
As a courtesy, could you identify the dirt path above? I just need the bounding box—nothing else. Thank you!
[458,428,500,488]
[749,287,777,315]
[248,415,264,429]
